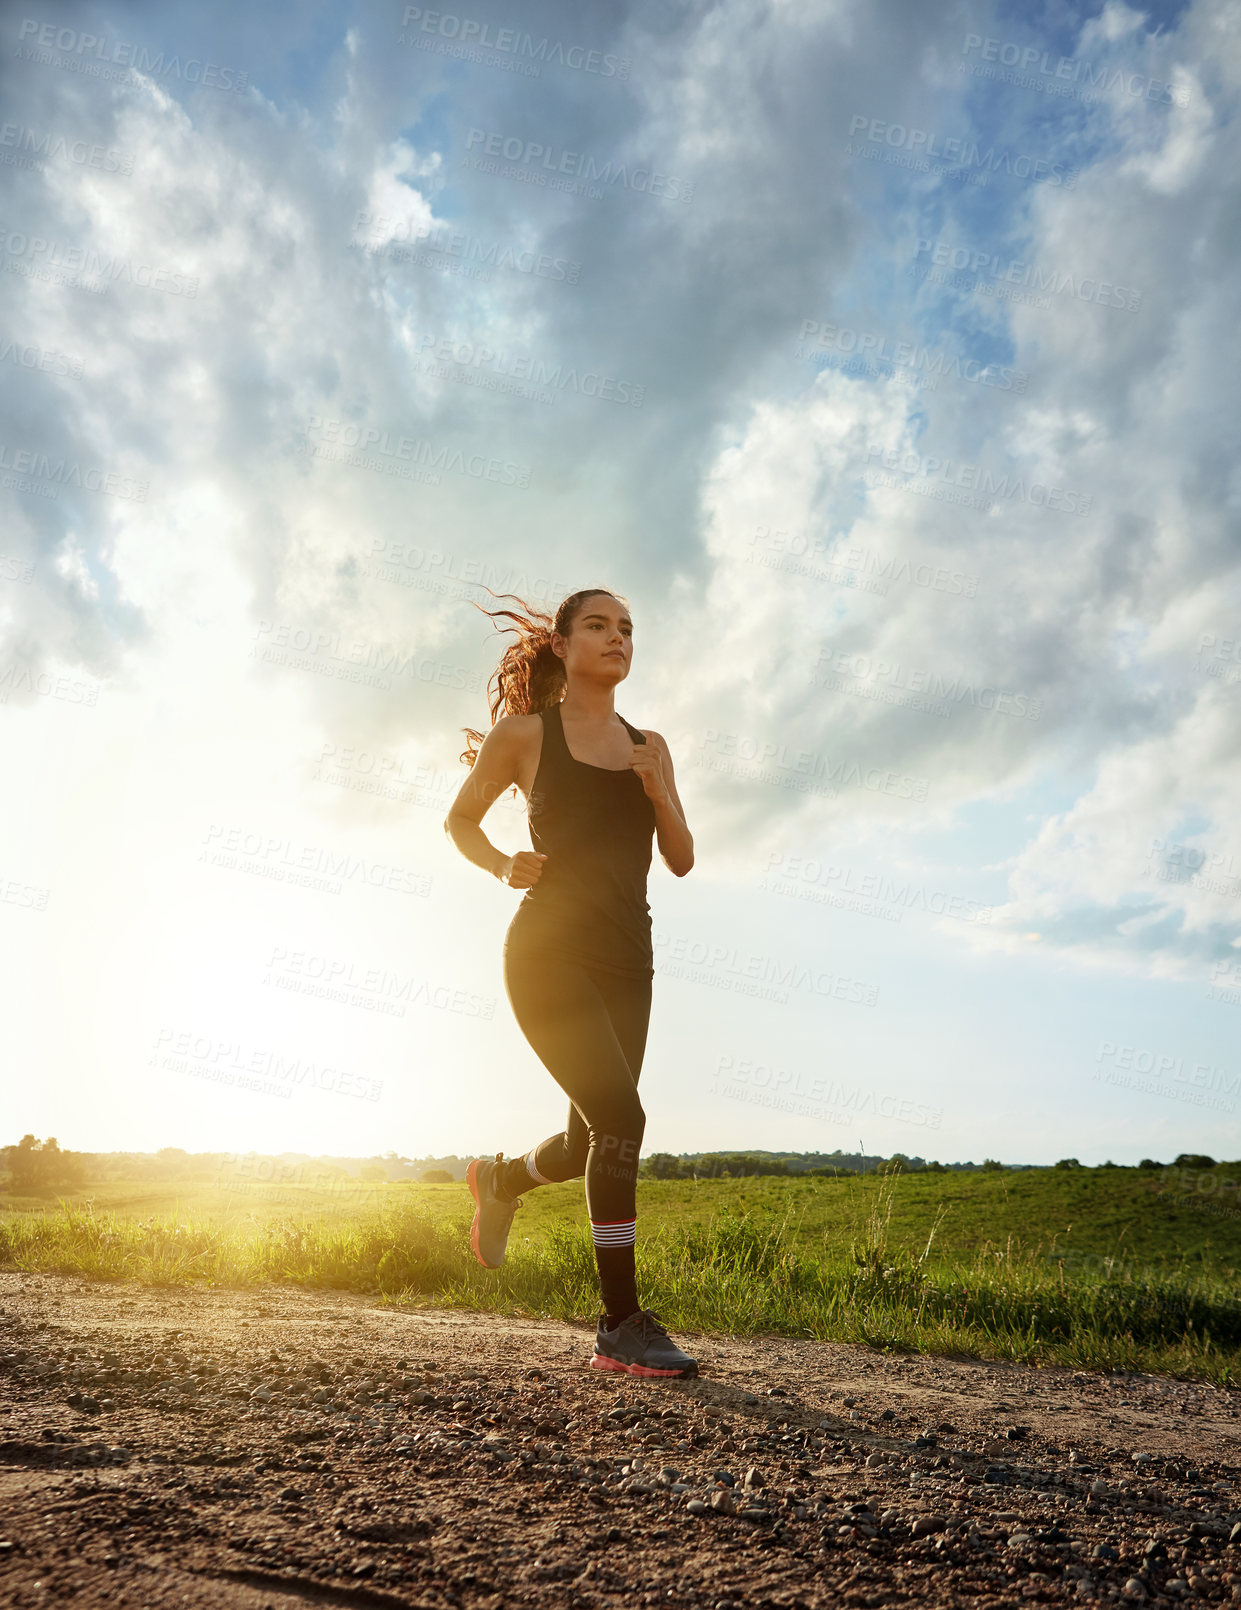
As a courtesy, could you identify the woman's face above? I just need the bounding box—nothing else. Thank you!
[555,593,633,681]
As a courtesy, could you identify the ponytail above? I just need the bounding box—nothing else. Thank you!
[459,586,625,768]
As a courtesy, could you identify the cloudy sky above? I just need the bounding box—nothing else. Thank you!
[2,0,1238,1169]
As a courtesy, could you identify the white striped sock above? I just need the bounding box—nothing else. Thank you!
[524,1146,552,1186]
[590,1217,636,1248]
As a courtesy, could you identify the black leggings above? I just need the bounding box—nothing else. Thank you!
[502,934,652,1224]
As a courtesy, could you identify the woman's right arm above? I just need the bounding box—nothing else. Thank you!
[443,717,547,890]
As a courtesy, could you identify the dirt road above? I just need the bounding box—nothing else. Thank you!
[1,1272,1238,1607]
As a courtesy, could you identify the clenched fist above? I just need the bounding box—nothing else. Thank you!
[497,851,548,889]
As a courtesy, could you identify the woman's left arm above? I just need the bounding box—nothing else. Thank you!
[631,730,694,876]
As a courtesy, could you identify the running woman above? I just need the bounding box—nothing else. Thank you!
[444,587,698,1379]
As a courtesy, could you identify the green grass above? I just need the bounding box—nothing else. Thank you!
[2,1166,1238,1381]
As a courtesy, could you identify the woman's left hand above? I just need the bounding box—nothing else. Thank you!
[628,740,669,803]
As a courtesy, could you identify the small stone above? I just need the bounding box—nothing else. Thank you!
[1007,1533,1034,1549]
[984,1465,1008,1483]
[250,1385,271,1402]
[1231,1523,1241,1546]
[913,1516,945,1538]
[738,1506,771,1522]
[278,1487,303,1502]
[605,1527,624,1543]
[743,1467,765,1489]
[1093,1543,1119,1561]
[879,1409,895,1421]
[1123,1581,1147,1599]
[712,1469,736,1487]
[711,1489,735,1515]
[686,1499,708,1515]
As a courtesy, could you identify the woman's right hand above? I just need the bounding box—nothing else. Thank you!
[498,851,548,889]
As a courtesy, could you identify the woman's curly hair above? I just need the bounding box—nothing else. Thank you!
[459,586,628,768]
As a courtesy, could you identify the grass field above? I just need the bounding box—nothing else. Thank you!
[2,1164,1238,1382]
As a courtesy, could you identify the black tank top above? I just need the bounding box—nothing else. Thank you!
[504,701,656,978]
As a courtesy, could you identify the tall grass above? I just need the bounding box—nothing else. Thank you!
[1,1187,1236,1382]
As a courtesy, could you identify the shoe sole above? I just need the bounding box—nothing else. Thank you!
[589,1353,698,1379]
[465,1159,502,1270]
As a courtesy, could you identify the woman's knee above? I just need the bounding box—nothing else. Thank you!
[589,1102,646,1163]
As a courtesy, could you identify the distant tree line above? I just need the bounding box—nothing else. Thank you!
[1,1135,89,1190]
[1,1140,1229,1191]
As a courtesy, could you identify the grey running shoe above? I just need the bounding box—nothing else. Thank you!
[466,1152,523,1269]
[590,1309,698,1378]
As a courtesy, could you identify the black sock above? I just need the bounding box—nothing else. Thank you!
[602,1310,636,1330]
[493,1158,520,1201]
[593,1242,638,1324]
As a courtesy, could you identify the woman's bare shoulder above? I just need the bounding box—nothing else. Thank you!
[490,712,544,751]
